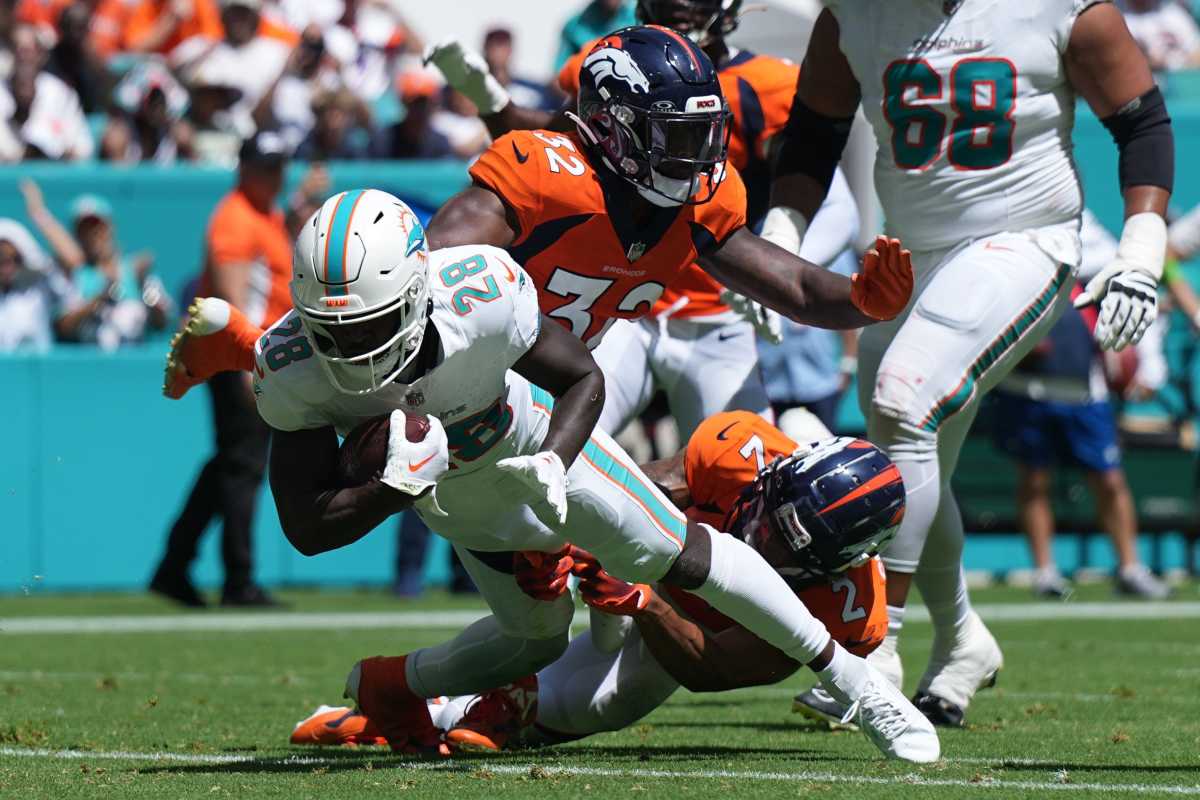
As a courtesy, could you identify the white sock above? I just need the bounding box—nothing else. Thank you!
[405,616,567,698]
[884,603,905,652]
[690,527,831,664]
[817,641,870,705]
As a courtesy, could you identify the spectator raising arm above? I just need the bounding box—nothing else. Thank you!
[20,179,85,271]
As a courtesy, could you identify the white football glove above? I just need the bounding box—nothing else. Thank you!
[423,38,510,116]
[380,410,450,497]
[719,289,783,344]
[496,451,568,527]
[1074,212,1165,352]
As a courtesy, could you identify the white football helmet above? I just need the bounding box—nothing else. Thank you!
[291,189,431,394]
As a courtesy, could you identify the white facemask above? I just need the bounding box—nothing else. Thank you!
[636,170,700,207]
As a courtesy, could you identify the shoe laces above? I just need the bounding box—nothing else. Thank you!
[845,682,910,738]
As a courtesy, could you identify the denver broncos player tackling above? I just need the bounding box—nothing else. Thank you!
[427,1,862,438]
[254,188,938,762]
[291,411,898,751]
[772,1,1173,726]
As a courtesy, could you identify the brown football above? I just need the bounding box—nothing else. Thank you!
[336,411,432,487]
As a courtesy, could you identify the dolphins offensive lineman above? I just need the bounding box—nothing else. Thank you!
[774,1,1173,726]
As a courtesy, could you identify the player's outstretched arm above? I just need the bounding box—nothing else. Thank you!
[511,314,606,469]
[703,229,913,329]
[268,425,413,557]
[424,38,569,140]
[1066,2,1173,351]
[768,9,861,245]
[427,186,519,251]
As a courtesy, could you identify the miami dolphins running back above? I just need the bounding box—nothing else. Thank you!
[252,188,940,762]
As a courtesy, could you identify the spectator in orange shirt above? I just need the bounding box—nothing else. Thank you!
[151,130,292,608]
[122,0,222,57]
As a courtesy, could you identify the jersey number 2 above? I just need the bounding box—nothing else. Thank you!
[884,58,1016,171]
[831,576,867,623]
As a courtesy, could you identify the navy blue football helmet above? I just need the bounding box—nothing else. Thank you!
[573,25,731,207]
[725,437,906,588]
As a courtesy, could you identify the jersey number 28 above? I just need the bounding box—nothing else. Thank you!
[884,58,1016,171]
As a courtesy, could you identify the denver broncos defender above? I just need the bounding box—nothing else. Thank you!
[256,188,938,763]
[427,3,862,438]
[773,1,1173,727]
[291,412,899,751]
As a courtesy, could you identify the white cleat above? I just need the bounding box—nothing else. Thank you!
[914,610,1003,727]
[842,663,940,764]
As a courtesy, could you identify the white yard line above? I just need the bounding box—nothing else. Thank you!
[1,746,1197,795]
[2,602,1199,635]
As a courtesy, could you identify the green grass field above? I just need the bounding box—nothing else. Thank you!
[1,585,1198,799]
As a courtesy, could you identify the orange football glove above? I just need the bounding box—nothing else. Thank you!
[569,547,652,617]
[850,236,914,321]
[513,547,575,601]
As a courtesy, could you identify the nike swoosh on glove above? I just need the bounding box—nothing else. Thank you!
[719,289,784,344]
[570,547,652,616]
[381,411,450,496]
[513,547,575,601]
[496,451,568,526]
[850,236,914,321]
[1075,270,1158,352]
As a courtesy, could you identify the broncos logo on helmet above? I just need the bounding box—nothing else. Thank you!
[583,46,652,95]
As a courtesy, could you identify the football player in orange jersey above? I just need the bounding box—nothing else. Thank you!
[166,23,900,403]
[426,2,863,438]
[292,411,898,752]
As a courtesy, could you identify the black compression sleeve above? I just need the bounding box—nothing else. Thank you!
[773,97,854,193]
[1100,86,1174,193]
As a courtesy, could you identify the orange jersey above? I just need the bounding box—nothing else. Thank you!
[469,129,747,346]
[665,410,888,657]
[559,43,798,318]
[199,189,293,328]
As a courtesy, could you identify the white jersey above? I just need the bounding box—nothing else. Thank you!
[253,244,542,474]
[829,0,1099,254]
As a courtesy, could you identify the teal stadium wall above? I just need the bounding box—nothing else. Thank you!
[2,104,1199,592]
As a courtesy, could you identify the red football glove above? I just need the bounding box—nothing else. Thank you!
[513,547,574,601]
[570,547,652,617]
[850,235,914,321]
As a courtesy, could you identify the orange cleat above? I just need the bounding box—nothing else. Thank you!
[445,674,538,753]
[162,297,263,399]
[353,655,449,757]
[290,705,387,747]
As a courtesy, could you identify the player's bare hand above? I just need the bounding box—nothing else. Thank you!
[513,546,575,601]
[570,547,653,617]
[850,236,914,321]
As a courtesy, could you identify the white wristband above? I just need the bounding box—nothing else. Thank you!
[759,206,808,257]
[1117,212,1168,282]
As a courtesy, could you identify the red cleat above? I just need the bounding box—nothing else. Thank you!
[162,297,263,399]
[353,655,449,756]
[445,674,538,753]
[290,705,387,747]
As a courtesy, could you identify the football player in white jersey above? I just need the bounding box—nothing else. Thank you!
[255,188,940,762]
[772,1,1173,726]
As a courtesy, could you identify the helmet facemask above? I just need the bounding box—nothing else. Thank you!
[636,0,742,48]
[572,94,731,207]
[295,271,429,395]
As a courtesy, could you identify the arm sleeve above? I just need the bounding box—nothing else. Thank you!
[468,133,545,242]
[797,167,860,268]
